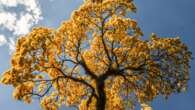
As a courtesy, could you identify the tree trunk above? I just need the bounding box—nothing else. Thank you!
[96,80,106,110]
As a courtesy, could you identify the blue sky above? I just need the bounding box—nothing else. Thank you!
[0,0,195,110]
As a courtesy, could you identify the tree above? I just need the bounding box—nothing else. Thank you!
[0,0,192,110]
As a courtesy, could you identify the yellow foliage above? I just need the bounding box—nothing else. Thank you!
[0,0,192,110]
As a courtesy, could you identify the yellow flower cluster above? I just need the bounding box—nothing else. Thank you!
[0,0,192,110]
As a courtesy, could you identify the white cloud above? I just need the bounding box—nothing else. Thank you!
[8,37,15,53]
[0,0,43,52]
[0,34,7,46]
[14,13,34,35]
[0,0,18,7]
[0,12,17,31]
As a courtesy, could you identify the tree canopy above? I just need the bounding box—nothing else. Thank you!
[0,0,192,110]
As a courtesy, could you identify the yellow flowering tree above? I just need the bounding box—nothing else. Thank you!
[1,0,192,110]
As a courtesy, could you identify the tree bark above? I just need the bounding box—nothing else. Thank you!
[96,80,106,110]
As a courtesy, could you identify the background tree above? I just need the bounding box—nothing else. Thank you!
[0,0,192,110]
